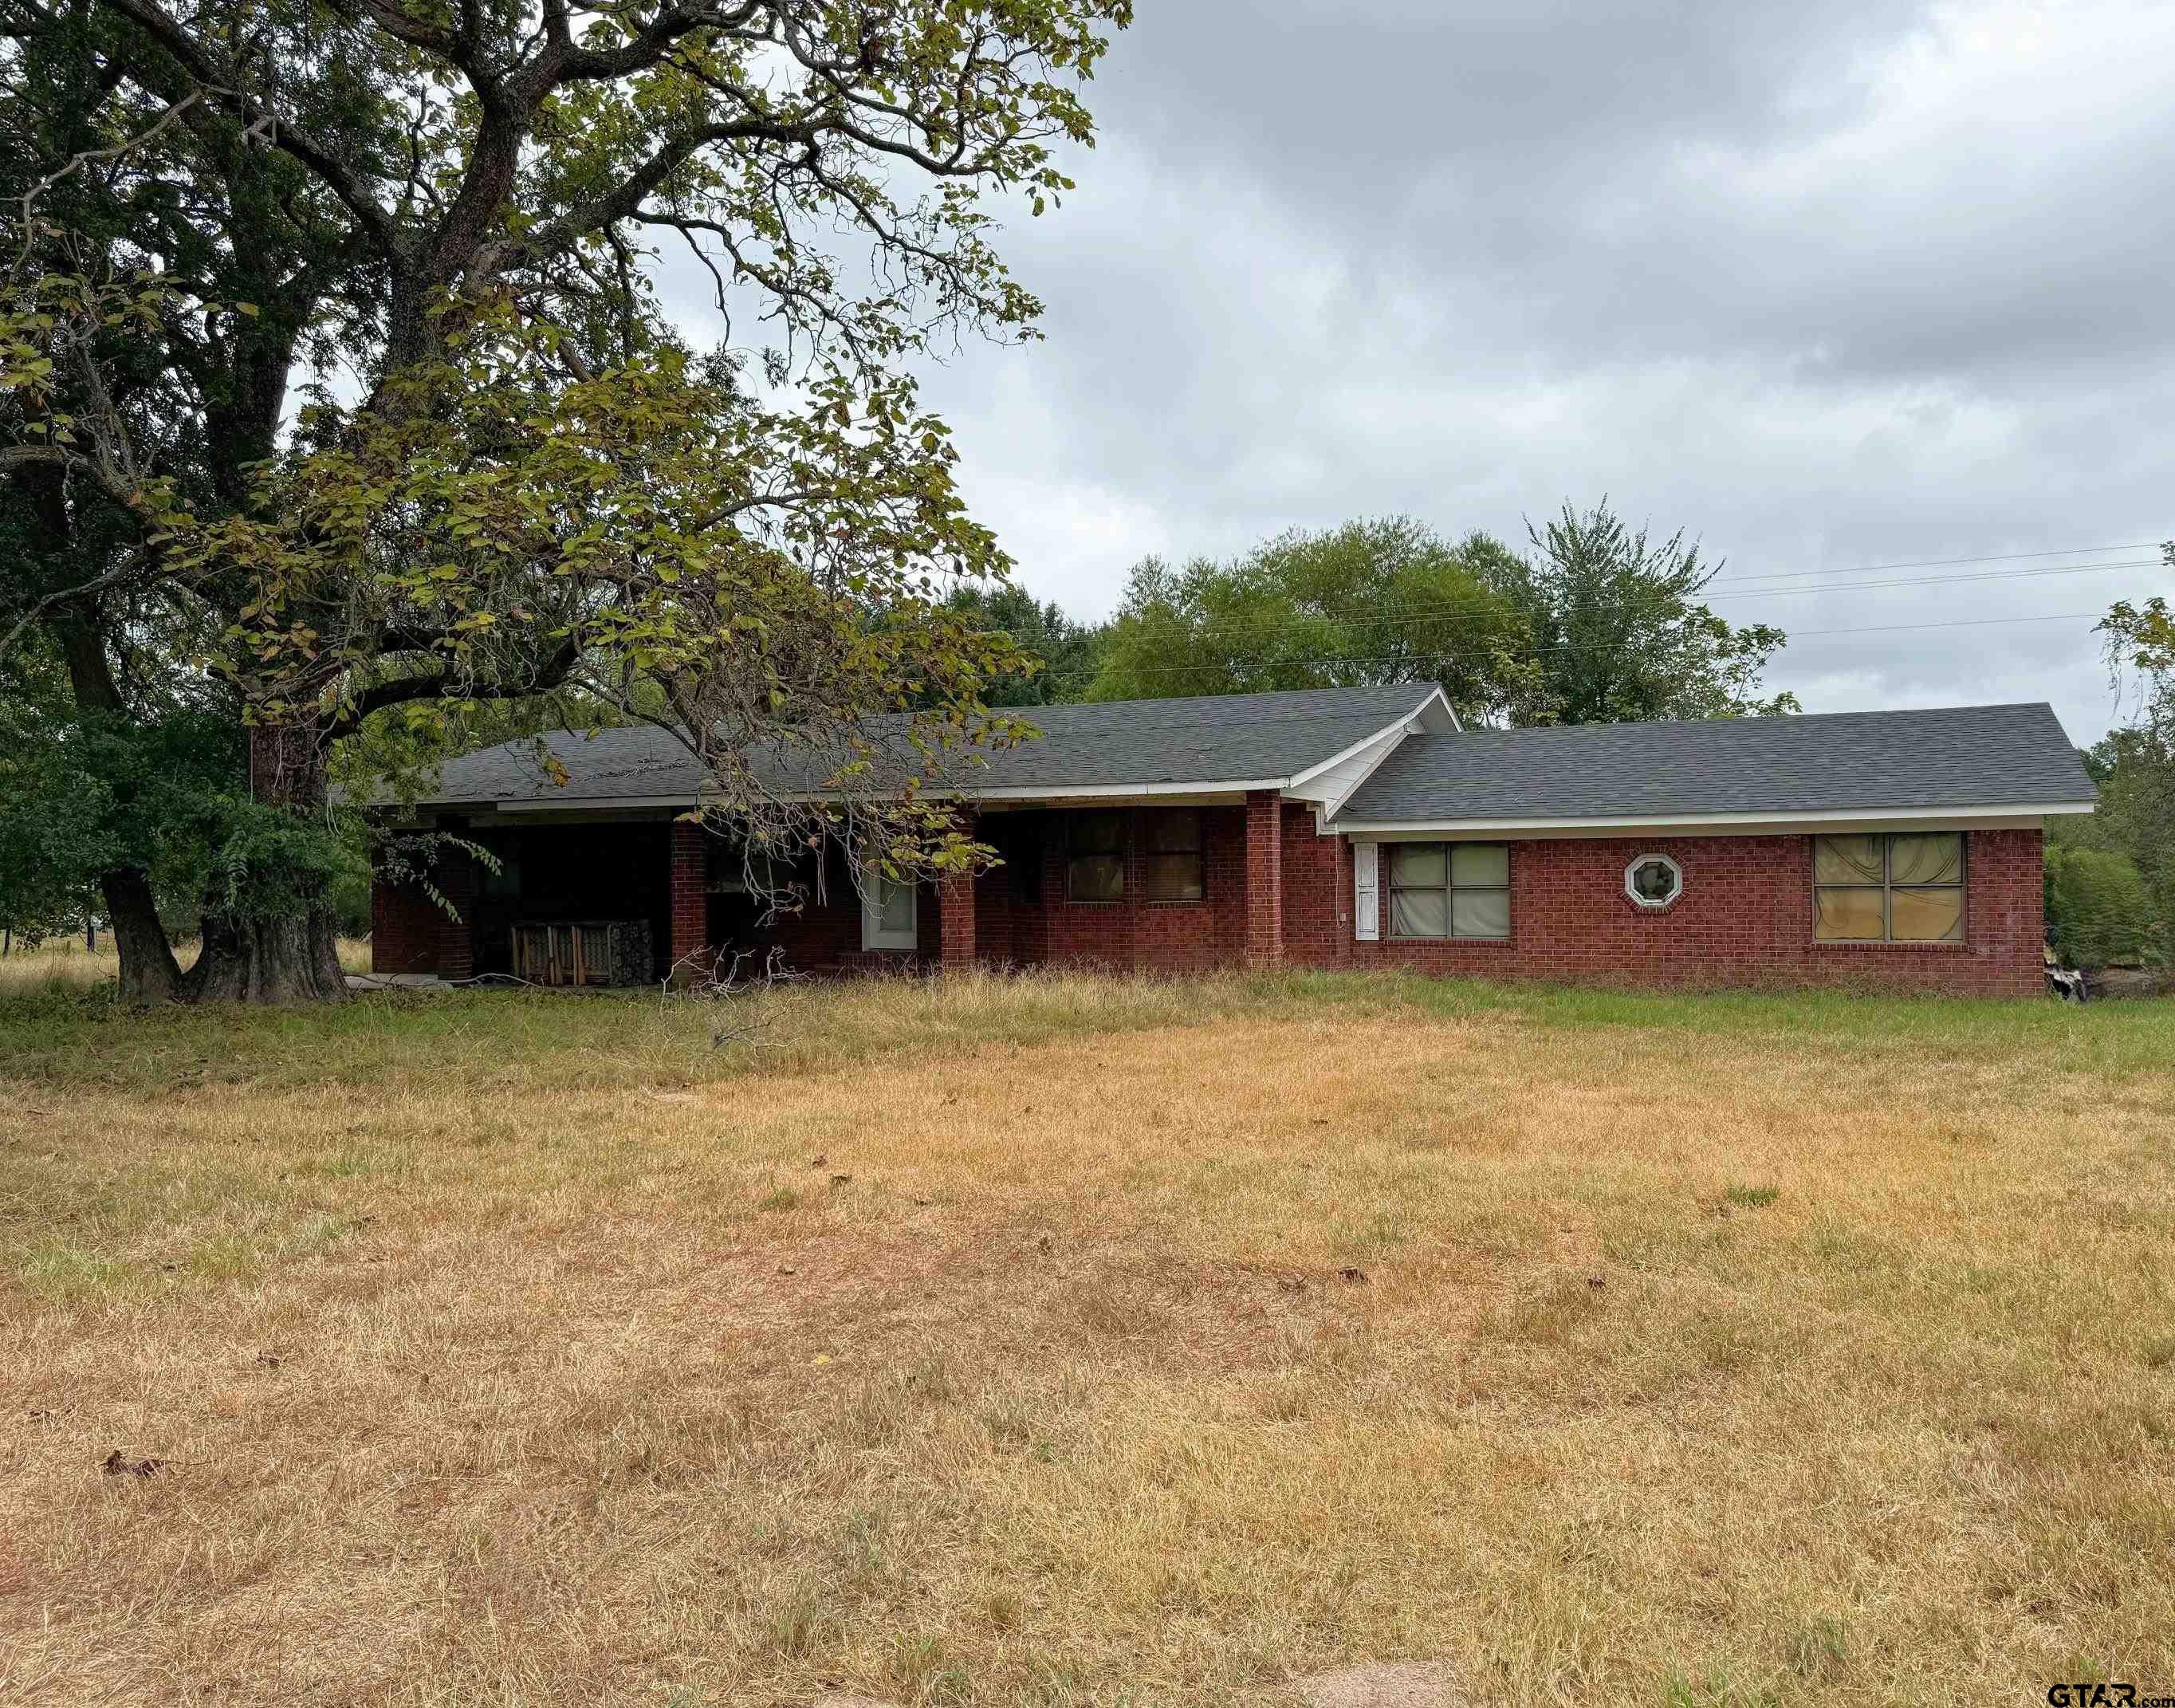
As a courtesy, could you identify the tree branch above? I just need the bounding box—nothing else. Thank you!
[96,0,405,259]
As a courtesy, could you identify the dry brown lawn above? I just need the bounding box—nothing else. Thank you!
[2,970,2172,1706]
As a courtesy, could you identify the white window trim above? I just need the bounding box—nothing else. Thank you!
[860,874,918,952]
[1385,841,1512,940]
[1624,852,1684,909]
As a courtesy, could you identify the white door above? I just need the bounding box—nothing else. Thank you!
[1353,841,1380,941]
[861,873,918,951]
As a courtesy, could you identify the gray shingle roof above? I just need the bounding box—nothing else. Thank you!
[411,685,1438,806]
[1334,702,2096,825]
[410,726,710,805]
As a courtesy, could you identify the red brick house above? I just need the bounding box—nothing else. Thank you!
[372,687,2097,995]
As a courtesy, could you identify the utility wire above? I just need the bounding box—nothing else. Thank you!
[1701,540,2164,586]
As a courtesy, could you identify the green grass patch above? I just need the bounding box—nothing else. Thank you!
[8,970,2173,1104]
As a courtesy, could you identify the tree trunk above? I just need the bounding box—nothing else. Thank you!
[183,903,348,1003]
[182,722,348,1005]
[101,868,184,1005]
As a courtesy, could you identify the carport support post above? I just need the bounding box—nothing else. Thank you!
[1245,789,1284,968]
[435,817,477,982]
[667,817,709,985]
[939,808,978,970]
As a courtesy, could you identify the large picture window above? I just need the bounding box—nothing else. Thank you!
[1813,832,1966,943]
[1143,809,1205,902]
[1066,811,1126,903]
[1388,842,1510,939]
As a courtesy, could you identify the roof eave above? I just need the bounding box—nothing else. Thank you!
[1332,800,2098,836]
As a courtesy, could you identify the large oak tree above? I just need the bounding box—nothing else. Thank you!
[0,0,1130,1000]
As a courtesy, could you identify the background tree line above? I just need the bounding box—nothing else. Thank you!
[950,500,1797,723]
[2043,575,2175,974]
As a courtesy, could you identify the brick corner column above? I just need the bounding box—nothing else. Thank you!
[1244,789,1285,968]
[667,818,710,984]
[434,846,477,982]
[938,808,980,970]
[938,871,978,970]
[371,872,437,974]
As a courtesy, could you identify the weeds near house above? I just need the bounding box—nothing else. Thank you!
[2,969,2172,1705]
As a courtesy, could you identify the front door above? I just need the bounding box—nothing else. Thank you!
[861,874,918,952]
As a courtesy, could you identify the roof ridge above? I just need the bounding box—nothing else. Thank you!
[1434,702,2055,738]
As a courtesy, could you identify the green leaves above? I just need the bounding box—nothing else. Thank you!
[1504,500,1797,726]
[1087,518,1535,718]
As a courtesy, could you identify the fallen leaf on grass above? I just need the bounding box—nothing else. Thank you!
[830,1173,852,1187]
[1338,1266,1368,1285]
[101,1450,163,1478]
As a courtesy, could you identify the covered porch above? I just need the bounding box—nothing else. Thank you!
[372,790,1307,983]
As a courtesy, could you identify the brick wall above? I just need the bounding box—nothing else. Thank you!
[1031,805,1252,970]
[434,846,477,981]
[761,842,948,974]
[667,820,709,982]
[1280,802,1351,967]
[370,877,442,974]
[374,811,2048,995]
[1243,789,1284,966]
[1280,826,2043,996]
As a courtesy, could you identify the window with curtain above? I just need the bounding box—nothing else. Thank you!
[1066,811,1126,903]
[1387,843,1510,939]
[1143,809,1205,902]
[1813,832,1966,943]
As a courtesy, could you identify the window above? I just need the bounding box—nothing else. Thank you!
[1813,832,1965,943]
[1388,842,1510,939]
[1143,809,1205,902]
[1066,811,1126,903]
[1624,852,1682,909]
[861,872,917,951]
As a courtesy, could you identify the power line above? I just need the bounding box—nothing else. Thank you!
[1701,540,2164,586]
[1094,608,2112,680]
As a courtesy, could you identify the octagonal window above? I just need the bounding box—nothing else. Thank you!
[1625,853,1683,909]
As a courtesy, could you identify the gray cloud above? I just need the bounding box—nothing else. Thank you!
[707,1,2175,742]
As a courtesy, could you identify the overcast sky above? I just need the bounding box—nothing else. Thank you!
[694,1,2175,740]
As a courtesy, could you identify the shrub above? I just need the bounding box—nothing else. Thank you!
[2044,844,2157,970]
